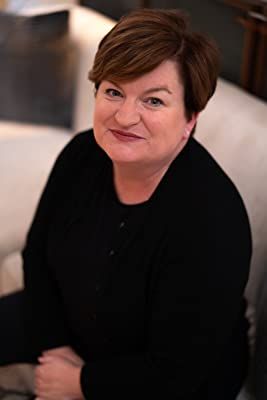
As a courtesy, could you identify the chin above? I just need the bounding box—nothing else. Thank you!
[107,151,140,165]
[102,142,140,163]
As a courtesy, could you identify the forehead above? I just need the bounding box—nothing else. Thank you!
[105,60,184,93]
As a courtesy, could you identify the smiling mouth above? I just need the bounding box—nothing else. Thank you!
[110,129,144,140]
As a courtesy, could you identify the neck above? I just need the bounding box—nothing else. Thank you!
[112,136,189,204]
[113,162,170,205]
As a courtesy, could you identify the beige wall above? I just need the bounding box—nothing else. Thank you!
[0,0,6,9]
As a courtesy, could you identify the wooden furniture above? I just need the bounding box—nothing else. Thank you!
[139,0,151,6]
[223,0,267,97]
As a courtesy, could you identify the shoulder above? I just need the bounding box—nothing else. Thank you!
[57,129,97,164]
[180,137,248,217]
[39,129,107,201]
[51,129,107,177]
[160,139,252,284]
[165,137,252,255]
[188,137,238,194]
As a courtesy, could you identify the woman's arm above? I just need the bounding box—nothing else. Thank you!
[22,132,92,359]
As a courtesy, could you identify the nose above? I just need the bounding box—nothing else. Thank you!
[114,100,141,127]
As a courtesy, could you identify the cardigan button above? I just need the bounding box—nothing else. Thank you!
[119,221,125,229]
[109,249,115,256]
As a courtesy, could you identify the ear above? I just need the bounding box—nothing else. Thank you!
[183,112,199,139]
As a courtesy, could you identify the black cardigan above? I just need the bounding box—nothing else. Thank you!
[22,129,252,399]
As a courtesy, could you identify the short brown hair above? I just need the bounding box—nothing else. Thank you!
[89,8,220,120]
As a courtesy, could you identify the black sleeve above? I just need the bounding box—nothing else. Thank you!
[22,131,91,358]
[80,187,252,399]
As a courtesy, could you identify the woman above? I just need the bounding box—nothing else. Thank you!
[0,8,251,400]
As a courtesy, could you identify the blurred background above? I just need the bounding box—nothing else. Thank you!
[0,0,266,131]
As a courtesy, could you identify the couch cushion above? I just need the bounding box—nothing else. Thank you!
[0,364,34,399]
[0,121,71,262]
[0,10,77,128]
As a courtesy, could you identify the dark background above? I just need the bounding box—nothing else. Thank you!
[81,0,267,101]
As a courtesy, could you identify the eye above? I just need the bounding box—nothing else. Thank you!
[105,88,122,98]
[145,97,164,107]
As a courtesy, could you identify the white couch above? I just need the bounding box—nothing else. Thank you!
[0,4,267,399]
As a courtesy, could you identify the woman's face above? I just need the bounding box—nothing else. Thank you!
[93,60,197,169]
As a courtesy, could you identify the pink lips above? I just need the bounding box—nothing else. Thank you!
[110,129,144,142]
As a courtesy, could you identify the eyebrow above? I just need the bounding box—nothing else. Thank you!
[107,81,172,96]
[143,87,173,95]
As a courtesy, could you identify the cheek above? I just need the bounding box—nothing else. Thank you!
[93,103,106,127]
[93,105,106,144]
[166,110,188,138]
[148,112,186,148]
[144,113,165,134]
[145,111,180,138]
[94,100,117,126]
